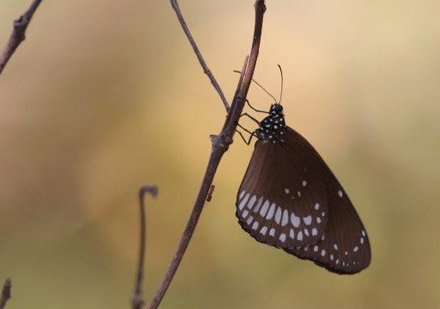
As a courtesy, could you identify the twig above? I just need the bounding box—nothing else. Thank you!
[147,1,266,308]
[0,279,11,309]
[131,185,159,309]
[170,0,230,112]
[0,0,43,77]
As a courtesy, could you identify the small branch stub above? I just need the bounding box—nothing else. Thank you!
[206,185,215,202]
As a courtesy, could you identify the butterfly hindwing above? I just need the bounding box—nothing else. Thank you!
[236,136,329,249]
[283,128,371,274]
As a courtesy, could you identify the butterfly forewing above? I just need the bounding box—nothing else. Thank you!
[236,137,329,249]
[283,128,371,274]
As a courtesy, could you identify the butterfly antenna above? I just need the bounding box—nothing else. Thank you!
[233,70,278,104]
[277,64,284,104]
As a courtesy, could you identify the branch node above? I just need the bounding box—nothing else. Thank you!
[206,185,215,202]
[0,0,44,77]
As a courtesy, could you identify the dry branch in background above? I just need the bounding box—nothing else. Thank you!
[0,0,43,77]
[132,186,159,309]
[170,0,230,111]
[143,1,267,308]
[0,279,11,309]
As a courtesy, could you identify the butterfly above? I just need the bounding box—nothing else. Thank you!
[235,67,371,274]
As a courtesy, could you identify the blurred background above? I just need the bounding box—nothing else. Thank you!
[1,0,439,308]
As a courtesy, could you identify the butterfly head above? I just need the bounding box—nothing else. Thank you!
[269,103,283,115]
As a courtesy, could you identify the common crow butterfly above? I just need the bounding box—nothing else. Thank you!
[235,66,371,274]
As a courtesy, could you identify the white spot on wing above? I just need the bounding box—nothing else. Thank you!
[281,210,289,226]
[260,200,270,217]
[303,216,312,225]
[291,212,300,227]
[289,229,295,239]
[338,190,343,198]
[279,233,286,242]
[269,228,276,237]
[297,231,303,241]
[334,244,339,251]
[353,246,359,252]
[252,221,259,230]
[317,217,322,224]
[260,226,268,235]
[302,180,307,187]
[239,190,246,200]
[242,210,249,218]
[304,229,309,237]
[247,195,257,209]
[275,207,282,224]
[314,203,320,210]
[253,197,264,213]
[239,193,249,210]
[312,228,318,236]
[266,203,276,220]
[284,188,290,194]
[321,249,326,257]
[246,216,253,225]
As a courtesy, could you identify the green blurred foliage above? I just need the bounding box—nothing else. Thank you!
[0,0,439,308]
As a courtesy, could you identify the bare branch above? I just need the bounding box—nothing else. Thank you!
[148,1,266,308]
[0,0,43,77]
[0,279,12,309]
[131,185,159,309]
[170,0,230,112]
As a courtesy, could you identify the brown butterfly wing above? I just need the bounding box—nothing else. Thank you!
[236,135,329,250]
[283,128,371,274]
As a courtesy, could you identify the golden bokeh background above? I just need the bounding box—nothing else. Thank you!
[1,0,439,308]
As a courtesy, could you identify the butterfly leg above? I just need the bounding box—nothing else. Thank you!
[240,113,260,125]
[236,122,257,145]
[235,129,256,145]
[237,122,254,135]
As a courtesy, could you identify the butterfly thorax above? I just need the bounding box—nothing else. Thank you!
[255,103,287,144]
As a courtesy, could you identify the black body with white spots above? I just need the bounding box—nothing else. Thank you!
[255,103,287,144]
[236,102,371,275]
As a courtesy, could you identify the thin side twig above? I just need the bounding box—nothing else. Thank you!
[147,1,266,308]
[131,185,159,309]
[0,0,44,77]
[170,0,230,112]
[0,279,12,309]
